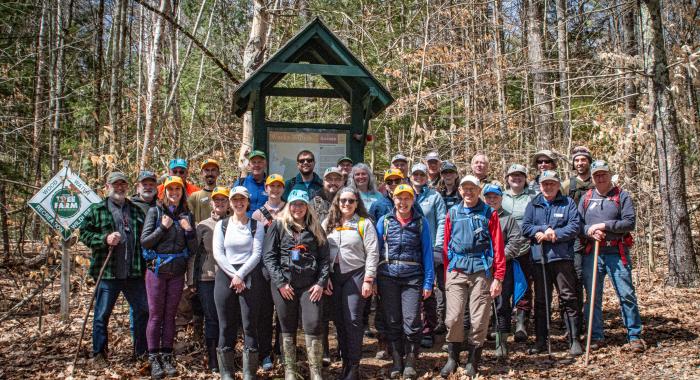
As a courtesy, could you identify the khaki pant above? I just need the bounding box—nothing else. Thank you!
[444,270,492,346]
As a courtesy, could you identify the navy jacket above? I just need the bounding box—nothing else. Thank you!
[369,194,394,223]
[376,210,434,291]
[522,192,581,263]
[282,172,323,202]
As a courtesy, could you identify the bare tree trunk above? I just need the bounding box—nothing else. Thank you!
[187,0,217,138]
[0,183,9,257]
[93,0,105,158]
[527,0,554,147]
[555,0,571,144]
[51,0,67,173]
[238,0,270,172]
[140,0,169,170]
[644,0,700,287]
[622,1,639,128]
[108,0,127,155]
[492,0,508,165]
[135,2,145,162]
[32,0,48,186]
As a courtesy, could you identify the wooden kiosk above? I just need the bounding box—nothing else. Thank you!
[232,17,394,177]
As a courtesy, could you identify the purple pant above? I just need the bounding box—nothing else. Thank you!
[145,270,185,351]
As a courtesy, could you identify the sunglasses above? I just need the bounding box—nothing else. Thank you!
[537,159,553,164]
[298,158,314,164]
[385,179,403,185]
[339,198,357,205]
[171,169,186,175]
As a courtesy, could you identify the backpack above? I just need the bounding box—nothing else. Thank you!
[334,217,367,240]
[446,205,494,276]
[568,176,594,204]
[220,216,258,237]
[581,187,634,264]
[142,206,190,276]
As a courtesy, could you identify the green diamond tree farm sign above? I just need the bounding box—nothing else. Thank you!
[28,165,101,240]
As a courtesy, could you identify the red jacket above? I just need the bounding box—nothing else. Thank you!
[442,205,506,281]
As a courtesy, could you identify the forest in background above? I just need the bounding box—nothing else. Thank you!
[1,0,699,299]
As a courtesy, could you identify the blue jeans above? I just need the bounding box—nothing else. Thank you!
[582,252,642,341]
[93,278,149,356]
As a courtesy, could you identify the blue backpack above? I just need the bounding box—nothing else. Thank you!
[446,205,494,275]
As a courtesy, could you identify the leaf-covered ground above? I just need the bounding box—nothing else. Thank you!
[1,252,699,379]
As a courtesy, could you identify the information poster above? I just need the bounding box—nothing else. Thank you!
[268,129,348,179]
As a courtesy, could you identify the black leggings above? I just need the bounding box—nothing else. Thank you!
[214,268,262,350]
[270,282,324,336]
[331,266,366,363]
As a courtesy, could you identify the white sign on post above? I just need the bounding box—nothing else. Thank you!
[28,165,101,240]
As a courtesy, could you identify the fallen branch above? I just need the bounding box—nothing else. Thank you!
[0,266,59,322]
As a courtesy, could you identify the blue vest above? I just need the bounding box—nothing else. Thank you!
[379,213,424,279]
[447,200,493,275]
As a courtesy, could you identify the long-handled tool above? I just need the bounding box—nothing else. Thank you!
[540,252,552,359]
[584,241,601,365]
[71,245,114,374]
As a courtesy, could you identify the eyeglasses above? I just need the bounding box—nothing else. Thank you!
[339,198,357,205]
[385,179,402,185]
[537,160,553,165]
[298,158,314,164]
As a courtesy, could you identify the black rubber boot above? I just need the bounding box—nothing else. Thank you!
[463,345,482,378]
[217,347,236,380]
[514,310,529,342]
[242,349,258,380]
[159,352,178,377]
[440,342,461,378]
[206,338,219,373]
[527,336,547,355]
[343,361,360,380]
[495,332,508,359]
[322,322,332,367]
[403,341,418,380]
[389,341,403,379]
[566,316,583,356]
[148,353,164,380]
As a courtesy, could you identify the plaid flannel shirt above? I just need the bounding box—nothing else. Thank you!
[79,199,146,280]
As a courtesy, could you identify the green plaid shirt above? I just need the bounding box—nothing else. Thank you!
[79,199,146,280]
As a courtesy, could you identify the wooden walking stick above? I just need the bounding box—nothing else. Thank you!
[71,245,114,374]
[584,241,601,365]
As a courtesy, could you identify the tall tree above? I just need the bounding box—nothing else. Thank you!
[555,0,571,144]
[644,0,699,287]
[527,0,554,146]
[237,0,270,172]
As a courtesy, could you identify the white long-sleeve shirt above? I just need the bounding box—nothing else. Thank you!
[212,218,264,280]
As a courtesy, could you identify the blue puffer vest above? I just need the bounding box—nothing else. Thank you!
[447,200,494,275]
[378,212,424,279]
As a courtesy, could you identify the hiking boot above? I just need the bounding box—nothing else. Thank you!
[305,335,324,380]
[205,338,218,373]
[148,353,164,380]
[217,347,236,380]
[375,337,390,360]
[242,349,258,380]
[389,341,403,379]
[439,342,461,378]
[463,345,482,378]
[527,337,547,355]
[494,332,509,359]
[403,342,418,380]
[629,339,645,353]
[420,334,434,349]
[514,310,529,342]
[281,333,298,380]
[160,353,178,377]
[261,354,274,371]
[589,339,605,350]
[341,360,360,380]
[90,352,109,369]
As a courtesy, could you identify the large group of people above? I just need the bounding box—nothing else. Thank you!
[79,147,645,379]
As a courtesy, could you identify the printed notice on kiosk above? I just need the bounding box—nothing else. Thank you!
[268,129,347,178]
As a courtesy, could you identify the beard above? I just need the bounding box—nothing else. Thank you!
[109,189,126,205]
[140,189,156,202]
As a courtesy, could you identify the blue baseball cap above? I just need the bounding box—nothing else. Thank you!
[287,189,310,204]
[169,158,188,170]
[483,184,503,196]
